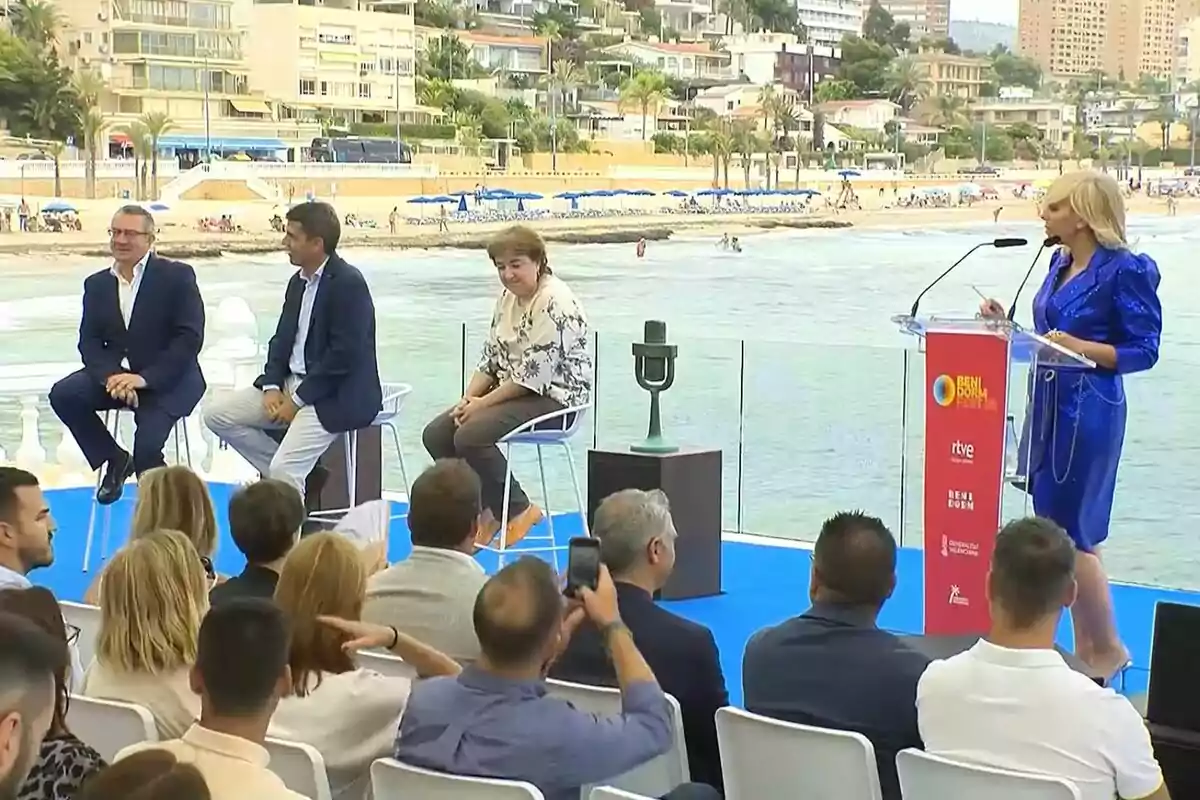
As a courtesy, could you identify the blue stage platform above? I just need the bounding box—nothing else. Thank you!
[35,483,1200,704]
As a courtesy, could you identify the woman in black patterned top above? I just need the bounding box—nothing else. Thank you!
[0,586,106,800]
[423,225,592,549]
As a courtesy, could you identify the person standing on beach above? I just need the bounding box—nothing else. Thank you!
[48,205,207,505]
[978,170,1162,683]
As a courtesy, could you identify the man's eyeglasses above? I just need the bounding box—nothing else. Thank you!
[108,228,151,239]
[65,623,81,646]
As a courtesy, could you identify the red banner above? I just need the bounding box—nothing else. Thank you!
[923,331,1010,635]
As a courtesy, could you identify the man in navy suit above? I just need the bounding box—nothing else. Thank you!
[49,205,206,504]
[550,489,729,793]
[203,201,381,497]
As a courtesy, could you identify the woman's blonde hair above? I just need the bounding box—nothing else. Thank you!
[96,529,208,674]
[131,466,218,558]
[1043,170,1127,249]
[486,225,552,276]
[274,532,365,696]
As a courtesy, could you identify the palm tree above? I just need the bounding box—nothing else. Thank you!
[706,125,733,189]
[121,120,151,200]
[418,78,456,111]
[44,141,65,197]
[139,111,175,199]
[455,111,484,159]
[619,70,669,141]
[75,70,108,199]
[731,120,757,188]
[80,110,106,199]
[886,56,927,114]
[928,94,968,128]
[9,0,61,50]
[532,18,561,67]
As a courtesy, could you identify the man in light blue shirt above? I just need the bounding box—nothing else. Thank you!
[395,557,719,800]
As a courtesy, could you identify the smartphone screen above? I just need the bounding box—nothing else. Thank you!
[565,537,601,597]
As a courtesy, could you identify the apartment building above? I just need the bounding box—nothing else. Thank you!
[1018,0,1176,80]
[721,31,840,97]
[875,0,949,38]
[815,98,900,132]
[913,48,989,99]
[414,27,547,77]
[57,0,318,156]
[247,0,422,132]
[795,0,863,48]
[971,92,1076,153]
[601,39,730,79]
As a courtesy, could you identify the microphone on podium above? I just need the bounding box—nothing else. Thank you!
[908,237,1029,317]
[1006,236,1061,321]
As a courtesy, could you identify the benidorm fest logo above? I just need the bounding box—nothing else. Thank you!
[931,374,996,411]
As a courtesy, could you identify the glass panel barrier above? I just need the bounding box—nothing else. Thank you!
[592,329,743,534]
[740,339,908,545]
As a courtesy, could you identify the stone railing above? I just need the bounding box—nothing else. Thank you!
[0,159,181,181]
[0,298,264,489]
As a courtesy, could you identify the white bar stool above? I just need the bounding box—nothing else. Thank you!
[308,382,413,524]
[82,409,193,572]
[480,403,591,571]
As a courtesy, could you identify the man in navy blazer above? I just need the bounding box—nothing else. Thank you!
[49,206,206,504]
[204,201,381,498]
[550,489,729,793]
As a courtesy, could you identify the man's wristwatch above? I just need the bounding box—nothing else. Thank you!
[597,620,628,647]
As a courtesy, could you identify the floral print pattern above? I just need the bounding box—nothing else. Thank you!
[478,274,592,408]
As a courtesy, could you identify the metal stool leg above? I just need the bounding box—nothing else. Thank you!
[83,410,117,573]
[182,422,192,467]
[498,442,515,567]
[383,421,411,494]
[536,444,557,573]
[346,431,358,509]
[564,442,588,538]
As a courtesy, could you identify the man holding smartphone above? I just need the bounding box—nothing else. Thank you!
[393,557,719,800]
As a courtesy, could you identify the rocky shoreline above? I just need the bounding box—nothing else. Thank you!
[0,216,852,259]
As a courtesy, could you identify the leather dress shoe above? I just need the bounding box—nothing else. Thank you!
[96,449,135,505]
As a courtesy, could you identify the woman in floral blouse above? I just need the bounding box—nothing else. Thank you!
[423,225,592,548]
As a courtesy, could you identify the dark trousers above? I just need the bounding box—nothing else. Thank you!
[49,369,178,474]
[422,394,562,520]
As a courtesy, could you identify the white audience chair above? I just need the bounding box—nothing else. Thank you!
[83,409,193,572]
[481,403,591,570]
[66,695,157,763]
[896,749,1082,800]
[545,678,688,797]
[371,757,545,799]
[265,737,334,800]
[355,650,419,680]
[715,706,881,800]
[60,601,101,672]
[589,789,656,799]
[309,382,413,524]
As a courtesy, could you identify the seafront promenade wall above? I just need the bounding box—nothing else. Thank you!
[1,157,1079,201]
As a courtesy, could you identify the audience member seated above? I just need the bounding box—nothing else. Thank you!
[0,611,68,799]
[115,599,306,800]
[395,557,719,800]
[551,489,728,793]
[0,467,55,592]
[742,511,929,800]
[0,468,85,690]
[79,750,211,800]
[362,459,490,663]
[917,517,1168,800]
[209,479,304,608]
[269,532,460,800]
[82,530,207,738]
[84,465,219,604]
[0,587,105,800]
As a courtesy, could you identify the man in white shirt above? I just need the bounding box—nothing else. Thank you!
[204,201,381,500]
[917,516,1169,800]
[117,598,308,799]
[363,459,488,663]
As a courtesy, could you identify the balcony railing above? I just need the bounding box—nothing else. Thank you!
[2,305,1196,593]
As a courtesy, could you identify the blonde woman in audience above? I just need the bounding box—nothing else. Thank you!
[82,529,207,738]
[84,465,220,604]
[268,532,460,800]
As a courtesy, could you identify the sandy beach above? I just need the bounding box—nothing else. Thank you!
[0,191,1187,258]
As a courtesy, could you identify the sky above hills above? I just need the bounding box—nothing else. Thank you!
[950,0,1018,25]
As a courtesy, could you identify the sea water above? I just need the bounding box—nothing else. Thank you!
[1,215,1197,589]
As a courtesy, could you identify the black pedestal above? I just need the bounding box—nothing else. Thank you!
[306,428,383,515]
[586,448,722,600]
